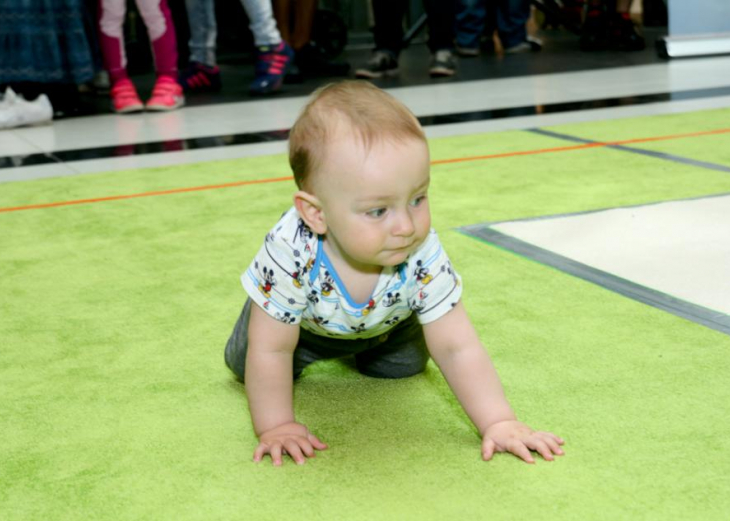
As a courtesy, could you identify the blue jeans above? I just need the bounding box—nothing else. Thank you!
[184,0,281,66]
[455,0,530,50]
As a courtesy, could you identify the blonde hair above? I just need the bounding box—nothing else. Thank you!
[288,81,426,190]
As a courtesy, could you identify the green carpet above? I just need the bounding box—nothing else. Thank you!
[2,108,730,520]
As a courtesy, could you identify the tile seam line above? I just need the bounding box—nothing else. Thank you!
[430,127,730,165]
[528,128,730,174]
[2,126,729,215]
[455,226,730,336]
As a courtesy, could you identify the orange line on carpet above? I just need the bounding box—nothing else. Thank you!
[2,127,729,214]
[0,176,294,214]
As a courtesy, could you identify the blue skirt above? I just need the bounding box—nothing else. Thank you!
[0,0,95,84]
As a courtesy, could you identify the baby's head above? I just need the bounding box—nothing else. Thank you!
[288,81,427,192]
[289,81,433,270]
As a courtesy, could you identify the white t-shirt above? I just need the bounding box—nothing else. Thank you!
[242,207,462,340]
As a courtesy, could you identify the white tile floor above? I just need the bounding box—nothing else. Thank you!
[3,55,730,181]
[492,195,730,316]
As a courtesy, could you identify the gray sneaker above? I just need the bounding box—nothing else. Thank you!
[504,36,543,54]
[355,51,399,79]
[429,49,457,77]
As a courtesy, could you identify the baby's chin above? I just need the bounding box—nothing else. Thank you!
[379,249,412,266]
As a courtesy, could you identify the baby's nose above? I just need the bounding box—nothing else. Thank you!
[392,211,415,236]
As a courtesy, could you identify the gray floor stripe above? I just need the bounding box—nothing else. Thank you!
[471,191,730,227]
[458,225,730,336]
[528,128,730,174]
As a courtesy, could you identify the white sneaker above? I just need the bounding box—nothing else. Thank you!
[0,87,54,129]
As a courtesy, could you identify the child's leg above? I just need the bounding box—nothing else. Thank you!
[422,0,457,53]
[354,314,430,379]
[225,300,338,382]
[184,0,217,66]
[224,300,254,381]
[495,0,531,50]
[133,0,178,78]
[240,0,283,47]
[98,0,129,84]
[371,0,409,55]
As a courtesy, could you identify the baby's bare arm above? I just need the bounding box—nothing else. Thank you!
[245,304,327,465]
[423,302,564,463]
[423,302,516,432]
[245,304,299,434]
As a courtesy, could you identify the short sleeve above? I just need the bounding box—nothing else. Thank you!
[406,231,463,324]
[241,211,313,325]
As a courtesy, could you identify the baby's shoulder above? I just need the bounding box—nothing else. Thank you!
[259,208,319,286]
[267,207,317,249]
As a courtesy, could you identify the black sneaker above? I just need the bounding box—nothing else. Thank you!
[429,49,457,77]
[355,51,399,79]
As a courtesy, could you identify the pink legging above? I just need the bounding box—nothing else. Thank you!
[98,0,178,85]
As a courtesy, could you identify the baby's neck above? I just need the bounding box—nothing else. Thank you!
[322,240,382,304]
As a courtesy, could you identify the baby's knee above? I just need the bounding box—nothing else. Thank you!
[224,300,253,382]
[224,337,246,382]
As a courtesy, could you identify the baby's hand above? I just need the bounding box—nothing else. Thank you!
[253,422,328,466]
[481,420,565,464]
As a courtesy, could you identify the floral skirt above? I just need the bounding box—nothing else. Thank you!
[0,0,95,84]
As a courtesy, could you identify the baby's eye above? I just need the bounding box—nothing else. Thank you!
[409,195,427,207]
[366,208,387,218]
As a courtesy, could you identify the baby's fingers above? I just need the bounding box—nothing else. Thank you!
[270,443,284,466]
[541,436,565,456]
[253,442,269,463]
[536,431,565,446]
[284,440,307,465]
[482,438,496,461]
[507,440,535,464]
[526,439,555,462]
[307,433,328,451]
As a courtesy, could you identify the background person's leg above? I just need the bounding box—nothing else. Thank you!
[98,0,129,85]
[241,0,293,94]
[179,0,222,92]
[495,0,530,50]
[241,0,282,47]
[423,0,456,53]
[372,0,408,54]
[455,0,488,55]
[422,0,458,76]
[134,0,179,79]
[184,0,217,66]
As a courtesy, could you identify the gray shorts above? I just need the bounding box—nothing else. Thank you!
[224,299,430,381]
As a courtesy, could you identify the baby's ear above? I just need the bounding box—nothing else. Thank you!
[293,191,327,235]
